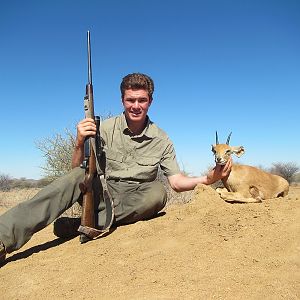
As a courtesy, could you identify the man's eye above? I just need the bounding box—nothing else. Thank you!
[138,98,148,103]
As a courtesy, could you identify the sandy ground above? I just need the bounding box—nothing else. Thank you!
[0,184,299,299]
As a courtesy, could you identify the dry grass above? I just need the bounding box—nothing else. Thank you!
[0,188,41,209]
[0,187,81,217]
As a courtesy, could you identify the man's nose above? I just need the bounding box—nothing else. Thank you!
[133,100,140,109]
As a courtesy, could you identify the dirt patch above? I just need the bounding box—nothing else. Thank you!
[0,185,299,299]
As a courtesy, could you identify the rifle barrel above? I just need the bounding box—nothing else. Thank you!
[87,31,92,84]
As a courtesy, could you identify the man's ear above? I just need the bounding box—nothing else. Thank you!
[231,146,245,157]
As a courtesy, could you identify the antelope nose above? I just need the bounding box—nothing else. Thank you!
[216,157,222,163]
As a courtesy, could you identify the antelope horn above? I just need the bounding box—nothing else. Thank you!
[215,131,219,145]
[226,132,232,145]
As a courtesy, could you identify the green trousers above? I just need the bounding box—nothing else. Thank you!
[0,167,167,253]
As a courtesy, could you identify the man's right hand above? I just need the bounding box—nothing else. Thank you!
[72,118,96,168]
[75,118,97,148]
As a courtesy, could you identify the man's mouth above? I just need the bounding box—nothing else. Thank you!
[130,111,141,117]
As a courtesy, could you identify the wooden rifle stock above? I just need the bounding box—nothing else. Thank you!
[80,84,96,228]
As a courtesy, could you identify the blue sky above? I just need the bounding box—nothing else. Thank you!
[1,0,299,179]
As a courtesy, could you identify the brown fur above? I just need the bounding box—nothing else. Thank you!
[212,144,289,203]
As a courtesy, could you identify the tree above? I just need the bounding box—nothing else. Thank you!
[270,162,300,184]
[35,128,76,181]
[0,173,12,191]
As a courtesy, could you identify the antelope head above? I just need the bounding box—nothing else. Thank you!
[212,132,245,165]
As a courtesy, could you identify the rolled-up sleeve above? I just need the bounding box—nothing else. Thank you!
[160,139,181,177]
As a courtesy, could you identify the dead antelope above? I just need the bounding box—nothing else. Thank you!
[212,132,289,203]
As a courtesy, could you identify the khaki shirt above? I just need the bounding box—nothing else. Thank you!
[100,113,180,182]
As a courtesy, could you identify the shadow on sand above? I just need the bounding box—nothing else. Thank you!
[0,212,166,268]
[1,237,73,267]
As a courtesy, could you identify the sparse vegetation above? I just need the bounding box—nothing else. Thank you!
[35,128,76,181]
[269,162,300,184]
[0,173,12,191]
[0,174,52,192]
[293,172,300,183]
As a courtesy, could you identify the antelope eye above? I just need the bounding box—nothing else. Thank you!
[225,150,231,154]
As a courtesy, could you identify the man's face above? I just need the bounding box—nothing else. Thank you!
[122,89,152,125]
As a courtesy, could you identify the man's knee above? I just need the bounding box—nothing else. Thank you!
[138,181,167,212]
[112,180,167,226]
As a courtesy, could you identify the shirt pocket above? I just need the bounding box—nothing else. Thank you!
[136,156,160,166]
[105,148,124,171]
[136,156,161,180]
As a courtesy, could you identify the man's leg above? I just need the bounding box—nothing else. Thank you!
[0,167,84,253]
[53,175,108,238]
[98,180,167,227]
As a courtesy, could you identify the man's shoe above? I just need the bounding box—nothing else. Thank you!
[0,241,6,264]
[53,217,81,238]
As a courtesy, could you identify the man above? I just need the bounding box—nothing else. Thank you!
[0,73,231,264]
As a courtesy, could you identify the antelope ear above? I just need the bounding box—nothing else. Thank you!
[231,146,245,157]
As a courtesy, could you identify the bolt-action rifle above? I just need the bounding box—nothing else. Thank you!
[78,31,114,243]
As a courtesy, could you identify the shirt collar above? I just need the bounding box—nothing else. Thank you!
[120,112,155,139]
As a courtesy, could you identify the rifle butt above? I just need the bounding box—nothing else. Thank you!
[79,189,105,242]
[81,191,95,228]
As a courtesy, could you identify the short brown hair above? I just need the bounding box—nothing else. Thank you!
[120,73,154,100]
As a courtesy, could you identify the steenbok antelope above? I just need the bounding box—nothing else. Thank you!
[212,132,289,203]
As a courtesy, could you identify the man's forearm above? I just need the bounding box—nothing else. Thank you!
[71,145,84,168]
[168,173,211,192]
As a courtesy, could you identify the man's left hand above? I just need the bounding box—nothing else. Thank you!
[207,158,232,185]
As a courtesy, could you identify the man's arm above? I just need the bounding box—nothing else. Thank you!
[167,158,232,192]
[72,118,97,168]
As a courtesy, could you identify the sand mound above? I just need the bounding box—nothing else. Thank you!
[1,185,299,299]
